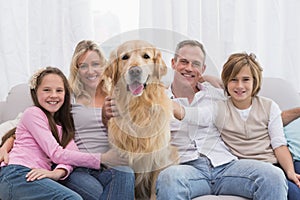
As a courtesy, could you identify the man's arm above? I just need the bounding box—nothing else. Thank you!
[201,75,224,89]
[281,107,300,126]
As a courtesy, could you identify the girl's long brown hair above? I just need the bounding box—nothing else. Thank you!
[30,67,75,148]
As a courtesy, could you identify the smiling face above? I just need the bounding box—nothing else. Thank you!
[77,50,103,93]
[227,66,253,109]
[36,74,65,116]
[171,45,206,92]
[222,52,263,109]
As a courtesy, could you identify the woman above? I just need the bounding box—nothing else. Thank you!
[61,40,135,200]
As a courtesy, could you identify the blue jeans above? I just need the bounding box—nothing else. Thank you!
[286,160,300,200]
[156,157,288,200]
[60,166,135,200]
[0,165,83,200]
[294,160,300,173]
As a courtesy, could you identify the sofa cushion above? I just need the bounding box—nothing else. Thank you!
[193,195,249,200]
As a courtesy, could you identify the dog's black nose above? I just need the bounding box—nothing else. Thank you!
[129,66,142,76]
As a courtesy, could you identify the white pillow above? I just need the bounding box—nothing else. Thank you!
[0,112,22,139]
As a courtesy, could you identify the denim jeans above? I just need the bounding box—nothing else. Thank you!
[286,160,300,200]
[60,166,135,200]
[0,165,83,200]
[294,160,300,173]
[156,157,288,200]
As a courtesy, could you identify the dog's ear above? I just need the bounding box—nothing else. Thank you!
[153,48,167,79]
[103,48,120,87]
[98,60,112,94]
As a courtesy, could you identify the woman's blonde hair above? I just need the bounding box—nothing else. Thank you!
[221,52,263,97]
[69,40,107,101]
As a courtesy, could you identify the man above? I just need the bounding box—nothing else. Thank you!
[155,40,288,199]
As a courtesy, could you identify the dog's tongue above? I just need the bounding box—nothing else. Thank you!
[129,82,144,96]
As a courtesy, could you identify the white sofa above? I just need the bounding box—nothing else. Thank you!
[1,77,299,200]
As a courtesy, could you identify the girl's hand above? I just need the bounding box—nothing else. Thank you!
[26,168,67,181]
[286,171,300,188]
[172,101,185,121]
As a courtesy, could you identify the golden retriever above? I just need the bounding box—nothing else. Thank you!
[101,40,178,200]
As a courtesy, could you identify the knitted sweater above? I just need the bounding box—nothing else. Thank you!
[215,96,279,163]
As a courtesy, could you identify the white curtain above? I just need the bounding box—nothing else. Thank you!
[2,0,300,101]
[0,0,94,101]
[139,0,300,93]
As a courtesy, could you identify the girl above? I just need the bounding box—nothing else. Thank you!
[0,67,103,199]
[217,52,300,200]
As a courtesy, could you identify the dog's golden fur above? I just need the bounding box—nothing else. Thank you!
[101,40,178,199]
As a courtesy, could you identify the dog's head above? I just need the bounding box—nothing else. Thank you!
[103,40,167,96]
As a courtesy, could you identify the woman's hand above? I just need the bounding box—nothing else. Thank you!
[0,136,15,164]
[102,96,119,126]
[0,147,9,164]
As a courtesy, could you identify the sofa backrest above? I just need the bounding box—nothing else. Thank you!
[259,77,300,110]
[0,84,32,124]
[1,77,300,123]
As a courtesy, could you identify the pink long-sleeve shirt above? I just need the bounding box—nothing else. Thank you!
[4,106,101,178]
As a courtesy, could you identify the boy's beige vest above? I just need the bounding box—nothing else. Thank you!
[215,96,277,163]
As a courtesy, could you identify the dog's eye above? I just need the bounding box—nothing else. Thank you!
[143,54,150,59]
[122,55,129,60]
